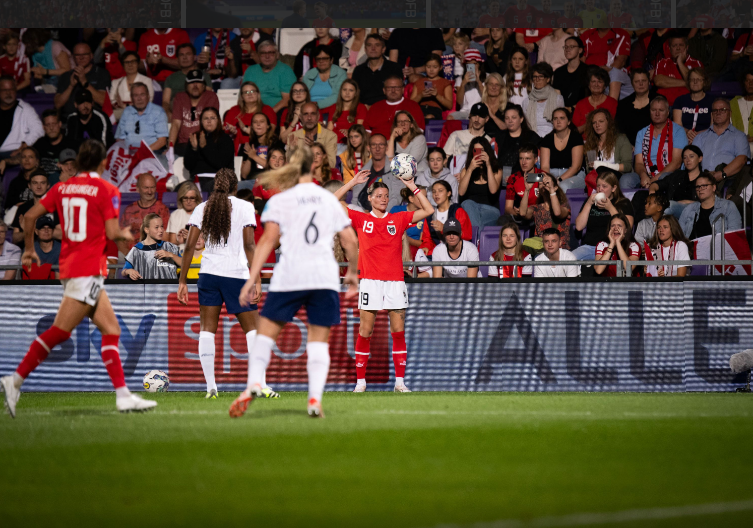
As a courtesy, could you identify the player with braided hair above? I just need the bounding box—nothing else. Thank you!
[178,168,271,399]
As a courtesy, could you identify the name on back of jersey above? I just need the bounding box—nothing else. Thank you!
[297,195,323,206]
[60,184,100,197]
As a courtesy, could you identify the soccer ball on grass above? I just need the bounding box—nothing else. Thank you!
[143,370,169,392]
[390,153,417,181]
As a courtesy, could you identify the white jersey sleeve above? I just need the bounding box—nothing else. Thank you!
[188,202,205,229]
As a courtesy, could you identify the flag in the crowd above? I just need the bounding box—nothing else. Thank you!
[104,140,170,192]
[102,88,116,125]
[692,229,751,275]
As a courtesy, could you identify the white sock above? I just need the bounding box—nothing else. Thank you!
[12,372,24,389]
[199,331,217,392]
[245,330,257,387]
[248,335,274,391]
[395,377,404,386]
[356,378,366,386]
[307,342,330,402]
[115,387,131,398]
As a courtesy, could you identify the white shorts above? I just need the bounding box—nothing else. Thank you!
[358,279,408,311]
[61,276,105,307]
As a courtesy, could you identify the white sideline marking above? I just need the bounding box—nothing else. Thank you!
[434,499,753,528]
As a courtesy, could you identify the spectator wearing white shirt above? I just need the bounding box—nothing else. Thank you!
[444,103,494,174]
[529,228,580,278]
[431,218,479,278]
[0,76,44,159]
[0,219,21,280]
[645,215,691,278]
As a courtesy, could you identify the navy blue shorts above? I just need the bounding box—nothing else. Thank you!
[261,289,341,327]
[197,273,257,315]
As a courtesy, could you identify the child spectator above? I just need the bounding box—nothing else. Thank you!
[451,32,470,88]
[519,173,571,249]
[488,223,531,278]
[634,192,669,245]
[415,147,458,206]
[420,181,472,256]
[323,79,367,144]
[410,54,453,120]
[185,233,205,280]
[645,215,691,278]
[0,33,31,91]
[595,213,640,277]
[122,213,181,280]
[338,125,370,184]
[452,49,485,120]
[240,113,279,181]
[504,48,531,107]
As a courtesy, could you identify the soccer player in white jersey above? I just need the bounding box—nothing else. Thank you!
[334,170,433,393]
[229,146,359,418]
[178,168,266,399]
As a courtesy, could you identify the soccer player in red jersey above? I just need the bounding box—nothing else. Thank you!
[606,0,634,28]
[689,13,715,28]
[478,1,507,28]
[138,28,191,83]
[557,1,583,28]
[312,1,335,27]
[1,140,157,418]
[335,168,434,393]
[537,0,560,27]
[505,0,539,26]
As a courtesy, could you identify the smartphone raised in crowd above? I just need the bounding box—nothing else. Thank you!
[526,173,544,184]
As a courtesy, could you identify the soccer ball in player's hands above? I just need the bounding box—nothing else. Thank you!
[143,370,169,392]
[390,153,418,181]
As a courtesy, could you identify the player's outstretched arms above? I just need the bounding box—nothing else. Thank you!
[338,226,360,298]
[402,177,434,223]
[334,170,370,201]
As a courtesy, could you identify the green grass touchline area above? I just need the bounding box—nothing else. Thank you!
[1,393,751,528]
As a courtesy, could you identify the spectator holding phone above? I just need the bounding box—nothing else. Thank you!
[519,172,571,249]
[410,54,453,121]
[451,49,486,120]
[504,144,543,226]
[458,137,502,228]
[166,182,203,251]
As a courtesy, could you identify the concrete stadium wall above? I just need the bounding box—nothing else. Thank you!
[0,281,750,392]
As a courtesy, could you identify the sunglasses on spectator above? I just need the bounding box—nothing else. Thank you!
[532,75,546,81]
[181,195,198,202]
[242,89,258,95]
[695,184,713,190]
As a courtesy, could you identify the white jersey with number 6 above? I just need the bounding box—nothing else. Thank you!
[262,182,352,292]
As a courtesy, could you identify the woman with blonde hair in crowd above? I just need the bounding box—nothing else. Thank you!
[338,124,370,183]
[386,110,428,173]
[223,81,277,155]
[645,215,691,278]
[487,222,531,278]
[166,182,203,250]
[481,72,508,136]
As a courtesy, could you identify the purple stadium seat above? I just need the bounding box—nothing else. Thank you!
[425,120,445,147]
[471,226,479,246]
[477,226,502,278]
[22,93,56,117]
[708,81,743,99]
[161,192,178,210]
[2,166,22,204]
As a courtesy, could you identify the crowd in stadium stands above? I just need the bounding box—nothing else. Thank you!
[0,1,180,27]
[1,25,753,281]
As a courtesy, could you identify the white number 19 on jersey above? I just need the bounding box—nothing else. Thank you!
[62,197,88,242]
[362,220,374,234]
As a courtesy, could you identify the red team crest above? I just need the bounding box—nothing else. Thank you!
[166,45,175,56]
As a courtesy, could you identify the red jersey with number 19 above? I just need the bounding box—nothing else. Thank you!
[40,173,121,279]
[348,209,413,281]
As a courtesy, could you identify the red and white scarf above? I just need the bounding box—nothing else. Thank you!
[205,29,232,70]
[645,240,677,277]
[642,120,673,177]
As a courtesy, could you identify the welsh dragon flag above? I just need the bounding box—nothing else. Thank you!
[692,229,751,275]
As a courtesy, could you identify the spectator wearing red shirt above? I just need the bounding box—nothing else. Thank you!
[573,68,618,134]
[581,28,631,71]
[138,28,190,83]
[730,30,753,67]
[504,143,542,226]
[119,173,170,246]
[323,79,367,143]
[653,35,703,106]
[606,0,634,28]
[0,33,30,91]
[363,75,425,140]
[514,28,554,54]
[557,1,584,28]
[222,81,277,156]
[506,0,539,31]
[94,28,137,81]
[168,69,221,156]
[478,1,507,27]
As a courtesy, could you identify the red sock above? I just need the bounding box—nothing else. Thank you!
[101,335,126,389]
[17,326,71,379]
[355,335,371,381]
[391,331,407,379]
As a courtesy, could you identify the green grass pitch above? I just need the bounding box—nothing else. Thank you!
[1,392,752,527]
